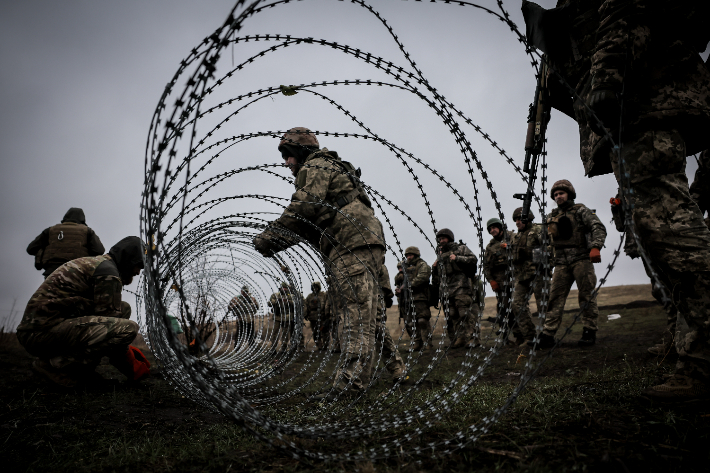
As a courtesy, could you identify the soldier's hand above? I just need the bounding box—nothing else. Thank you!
[253,235,275,257]
[587,88,620,136]
[610,197,621,206]
[490,280,500,292]
[590,248,602,263]
[432,260,438,268]
[449,254,456,261]
[500,243,507,249]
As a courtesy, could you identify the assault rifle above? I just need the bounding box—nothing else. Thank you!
[513,60,550,223]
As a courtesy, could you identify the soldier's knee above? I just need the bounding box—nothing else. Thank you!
[416,318,429,331]
[113,319,139,344]
[120,301,132,319]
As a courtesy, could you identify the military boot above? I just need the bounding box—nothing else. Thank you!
[411,339,423,351]
[578,328,596,346]
[451,337,468,349]
[644,374,710,401]
[527,333,555,349]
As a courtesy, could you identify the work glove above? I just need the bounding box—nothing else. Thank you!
[490,280,500,292]
[253,234,276,257]
[500,243,508,249]
[587,88,620,136]
[384,296,393,308]
[609,197,621,207]
[590,248,602,263]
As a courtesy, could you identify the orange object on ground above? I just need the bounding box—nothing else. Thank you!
[125,346,151,381]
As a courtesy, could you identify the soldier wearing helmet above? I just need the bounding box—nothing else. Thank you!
[268,282,302,353]
[397,246,432,351]
[227,285,260,348]
[483,217,514,332]
[508,207,547,346]
[431,228,480,348]
[253,127,385,397]
[531,180,606,349]
[305,281,329,350]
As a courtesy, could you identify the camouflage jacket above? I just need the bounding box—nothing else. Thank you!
[545,0,710,177]
[259,148,385,260]
[304,291,327,321]
[17,255,124,333]
[512,223,545,282]
[402,256,431,302]
[432,241,478,296]
[393,269,405,304]
[547,200,606,266]
[483,230,514,283]
[228,294,259,318]
[377,264,395,319]
[268,291,297,320]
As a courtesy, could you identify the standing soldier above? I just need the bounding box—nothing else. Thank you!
[509,208,546,346]
[305,281,328,350]
[268,282,298,353]
[401,246,432,351]
[531,180,606,349]
[431,228,479,348]
[483,218,514,337]
[27,208,105,278]
[522,0,710,398]
[394,261,406,328]
[227,286,260,348]
[253,127,385,396]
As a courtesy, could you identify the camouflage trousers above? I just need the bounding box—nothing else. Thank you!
[309,317,332,350]
[612,128,710,379]
[510,276,542,341]
[544,259,599,336]
[403,300,431,345]
[17,301,137,370]
[331,246,383,392]
[362,312,405,381]
[443,291,475,342]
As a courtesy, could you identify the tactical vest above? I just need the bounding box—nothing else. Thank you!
[41,222,90,265]
[548,204,588,249]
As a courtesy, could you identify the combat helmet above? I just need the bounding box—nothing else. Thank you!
[241,285,250,293]
[486,218,503,233]
[436,228,455,242]
[512,207,535,221]
[550,179,576,200]
[311,281,321,291]
[278,127,319,162]
[404,246,420,257]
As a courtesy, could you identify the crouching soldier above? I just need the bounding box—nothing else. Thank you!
[17,236,147,387]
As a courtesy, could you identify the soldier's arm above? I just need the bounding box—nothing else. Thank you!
[581,207,607,248]
[26,228,50,255]
[87,229,106,256]
[409,261,431,288]
[272,162,333,237]
[454,246,478,271]
[482,248,493,281]
[92,275,124,318]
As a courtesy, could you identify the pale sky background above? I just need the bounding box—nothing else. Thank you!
[1,0,704,327]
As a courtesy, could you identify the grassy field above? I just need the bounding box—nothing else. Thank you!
[1,284,707,472]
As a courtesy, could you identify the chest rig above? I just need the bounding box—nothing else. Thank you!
[548,204,588,249]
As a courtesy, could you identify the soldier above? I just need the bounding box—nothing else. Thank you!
[483,218,514,338]
[400,246,432,351]
[268,282,299,353]
[227,286,260,348]
[324,279,340,353]
[305,281,329,350]
[16,236,146,387]
[508,208,547,346]
[26,207,105,278]
[522,0,710,398]
[394,261,405,327]
[530,180,606,349]
[431,228,479,348]
[253,127,385,396]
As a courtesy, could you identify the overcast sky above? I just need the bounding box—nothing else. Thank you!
[1,0,704,327]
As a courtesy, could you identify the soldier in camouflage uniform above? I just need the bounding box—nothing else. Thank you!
[268,282,300,352]
[509,208,546,346]
[253,127,385,395]
[431,228,479,348]
[305,281,329,350]
[400,246,432,351]
[394,261,406,326]
[523,0,710,397]
[17,236,145,387]
[227,286,260,348]
[324,279,340,352]
[26,208,105,278]
[530,181,606,349]
[483,218,514,339]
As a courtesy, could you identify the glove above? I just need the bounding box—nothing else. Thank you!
[590,248,602,263]
[490,280,500,292]
[610,197,621,206]
[253,234,275,257]
[384,296,393,308]
[587,88,620,136]
[500,243,507,249]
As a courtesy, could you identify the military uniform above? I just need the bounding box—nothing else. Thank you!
[394,264,406,326]
[402,247,432,350]
[17,237,143,386]
[227,288,260,347]
[544,182,607,343]
[484,219,514,335]
[254,128,385,393]
[26,208,105,278]
[268,286,300,352]
[510,209,546,344]
[305,283,329,350]
[432,229,479,347]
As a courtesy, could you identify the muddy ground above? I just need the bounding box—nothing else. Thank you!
[1,284,708,472]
